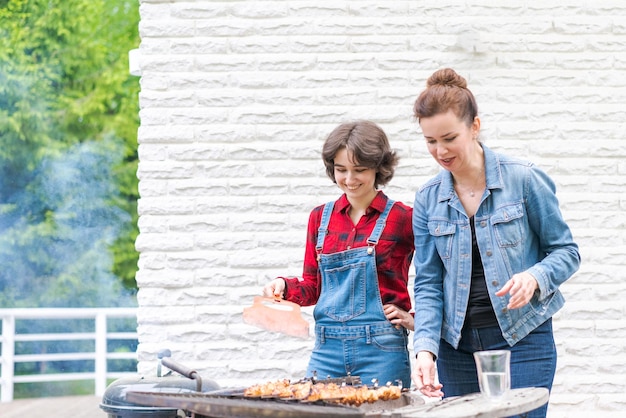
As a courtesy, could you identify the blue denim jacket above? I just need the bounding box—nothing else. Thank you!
[412,144,580,356]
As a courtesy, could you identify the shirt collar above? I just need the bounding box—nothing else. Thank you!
[336,190,387,214]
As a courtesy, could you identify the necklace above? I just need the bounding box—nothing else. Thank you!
[454,168,484,198]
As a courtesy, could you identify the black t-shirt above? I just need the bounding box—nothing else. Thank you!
[464,216,498,328]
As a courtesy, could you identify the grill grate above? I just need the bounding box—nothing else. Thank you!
[126,390,368,418]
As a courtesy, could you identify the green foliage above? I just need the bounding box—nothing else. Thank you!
[0,0,140,306]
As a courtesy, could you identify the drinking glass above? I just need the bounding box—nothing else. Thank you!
[473,350,511,400]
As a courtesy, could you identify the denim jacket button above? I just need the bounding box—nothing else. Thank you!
[501,307,508,314]
[486,250,492,257]
[492,280,499,286]
[480,220,487,227]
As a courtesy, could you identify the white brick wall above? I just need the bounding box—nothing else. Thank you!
[134,1,626,415]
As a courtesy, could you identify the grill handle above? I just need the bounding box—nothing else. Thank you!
[158,349,204,392]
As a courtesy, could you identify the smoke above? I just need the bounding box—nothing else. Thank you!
[0,137,137,308]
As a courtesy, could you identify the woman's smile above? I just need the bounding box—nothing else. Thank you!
[333,148,377,204]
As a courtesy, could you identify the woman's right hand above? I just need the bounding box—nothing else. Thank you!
[262,278,286,299]
[412,351,444,397]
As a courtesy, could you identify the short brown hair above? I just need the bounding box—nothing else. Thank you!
[322,120,398,189]
[413,68,478,127]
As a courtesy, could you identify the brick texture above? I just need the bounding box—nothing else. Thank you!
[134,1,626,415]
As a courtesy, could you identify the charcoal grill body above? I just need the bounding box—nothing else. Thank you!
[99,374,220,418]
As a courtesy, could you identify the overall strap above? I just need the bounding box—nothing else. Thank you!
[366,199,395,245]
[316,201,335,252]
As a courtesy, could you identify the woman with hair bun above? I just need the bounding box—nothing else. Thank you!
[263,120,415,388]
[410,68,580,417]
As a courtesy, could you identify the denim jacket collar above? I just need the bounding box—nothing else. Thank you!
[437,144,504,204]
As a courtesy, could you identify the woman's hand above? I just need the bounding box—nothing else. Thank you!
[412,351,444,397]
[383,304,414,331]
[495,271,538,309]
[262,278,286,299]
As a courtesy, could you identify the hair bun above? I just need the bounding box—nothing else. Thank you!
[427,68,467,89]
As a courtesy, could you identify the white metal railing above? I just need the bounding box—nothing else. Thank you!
[0,308,138,402]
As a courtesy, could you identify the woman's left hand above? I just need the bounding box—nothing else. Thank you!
[495,272,539,309]
[383,304,414,331]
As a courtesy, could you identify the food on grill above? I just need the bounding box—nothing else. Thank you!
[243,379,402,406]
[243,379,315,400]
[244,379,292,397]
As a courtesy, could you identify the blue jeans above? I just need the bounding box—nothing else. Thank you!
[437,318,556,418]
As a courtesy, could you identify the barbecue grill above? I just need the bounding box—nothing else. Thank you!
[100,349,549,417]
[126,388,423,418]
[100,349,424,418]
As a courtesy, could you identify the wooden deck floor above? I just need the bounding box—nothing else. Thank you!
[2,395,104,418]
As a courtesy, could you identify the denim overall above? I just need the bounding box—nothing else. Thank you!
[305,199,411,388]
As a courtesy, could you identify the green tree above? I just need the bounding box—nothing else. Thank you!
[0,0,140,307]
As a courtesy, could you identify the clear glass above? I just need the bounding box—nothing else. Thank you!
[473,350,511,400]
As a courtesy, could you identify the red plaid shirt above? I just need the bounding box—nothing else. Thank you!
[283,191,414,313]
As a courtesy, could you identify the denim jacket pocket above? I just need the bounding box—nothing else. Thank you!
[428,220,456,259]
[491,202,525,248]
